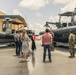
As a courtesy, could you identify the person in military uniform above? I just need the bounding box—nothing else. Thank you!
[50,30,54,51]
[68,30,76,58]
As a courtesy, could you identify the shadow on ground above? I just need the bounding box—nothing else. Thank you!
[0,45,15,50]
[55,45,69,52]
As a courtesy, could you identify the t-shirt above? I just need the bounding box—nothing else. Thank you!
[42,33,52,45]
[14,33,20,42]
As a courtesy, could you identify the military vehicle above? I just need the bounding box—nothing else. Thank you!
[44,8,76,46]
[0,18,23,44]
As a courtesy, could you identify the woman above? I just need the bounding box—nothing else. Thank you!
[22,29,29,61]
[31,32,36,52]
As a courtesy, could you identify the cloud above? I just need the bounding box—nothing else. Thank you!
[61,0,76,13]
[35,12,42,17]
[48,16,59,29]
[19,0,49,10]
[49,0,76,24]
[13,9,23,17]
[49,15,71,22]
[26,22,45,34]
[49,15,71,29]
[52,0,73,4]
[49,15,59,22]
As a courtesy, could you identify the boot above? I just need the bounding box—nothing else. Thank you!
[73,53,75,57]
[69,53,73,58]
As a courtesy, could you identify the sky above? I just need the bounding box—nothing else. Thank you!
[0,0,76,34]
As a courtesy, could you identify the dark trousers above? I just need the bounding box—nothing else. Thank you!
[15,41,21,55]
[31,40,36,51]
[43,44,51,61]
[20,41,22,53]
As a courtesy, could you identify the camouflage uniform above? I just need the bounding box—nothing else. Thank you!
[68,33,75,57]
[51,31,54,51]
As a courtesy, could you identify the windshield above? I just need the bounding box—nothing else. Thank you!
[2,20,12,33]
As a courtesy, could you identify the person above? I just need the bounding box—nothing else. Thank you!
[42,29,52,62]
[21,29,29,61]
[50,30,54,51]
[68,30,76,58]
[31,32,36,52]
[19,31,23,56]
[14,31,21,56]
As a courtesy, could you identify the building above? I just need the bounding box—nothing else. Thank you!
[0,11,26,32]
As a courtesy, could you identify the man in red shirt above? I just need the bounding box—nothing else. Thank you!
[42,29,52,62]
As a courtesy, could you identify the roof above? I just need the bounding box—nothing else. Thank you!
[0,15,27,27]
[0,15,22,18]
[3,20,23,25]
[59,12,76,16]
[0,11,6,15]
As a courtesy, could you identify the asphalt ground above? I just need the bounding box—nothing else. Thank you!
[0,41,76,75]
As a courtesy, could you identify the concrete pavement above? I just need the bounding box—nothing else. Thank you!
[0,41,76,75]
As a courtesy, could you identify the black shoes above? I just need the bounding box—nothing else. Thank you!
[49,60,52,62]
[43,59,45,62]
[43,59,52,63]
[69,56,75,58]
